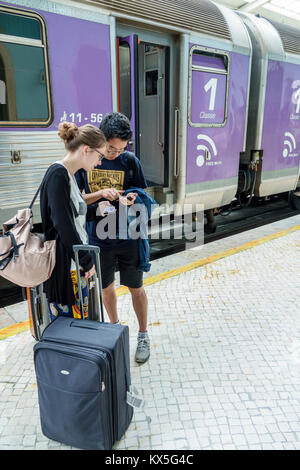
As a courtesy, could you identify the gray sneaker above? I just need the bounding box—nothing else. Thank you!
[135,336,150,364]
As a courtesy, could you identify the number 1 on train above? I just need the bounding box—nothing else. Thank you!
[204,78,218,111]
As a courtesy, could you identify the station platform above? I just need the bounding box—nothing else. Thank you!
[0,215,299,450]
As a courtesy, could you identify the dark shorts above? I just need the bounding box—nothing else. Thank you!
[100,241,143,289]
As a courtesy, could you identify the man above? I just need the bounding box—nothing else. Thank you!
[75,112,150,364]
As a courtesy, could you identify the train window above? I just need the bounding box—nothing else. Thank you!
[145,70,158,96]
[119,42,132,120]
[188,47,229,128]
[0,7,52,126]
[192,53,226,71]
[0,11,41,40]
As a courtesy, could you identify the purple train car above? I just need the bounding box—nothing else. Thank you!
[0,0,300,229]
[238,13,300,206]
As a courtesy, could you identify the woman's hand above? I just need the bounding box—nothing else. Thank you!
[98,201,115,216]
[84,265,95,279]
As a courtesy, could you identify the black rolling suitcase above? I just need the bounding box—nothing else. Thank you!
[33,245,134,450]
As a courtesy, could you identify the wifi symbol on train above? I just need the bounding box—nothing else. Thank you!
[282,131,296,158]
[196,134,218,167]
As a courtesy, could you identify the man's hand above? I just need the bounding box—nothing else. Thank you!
[83,188,124,205]
[119,192,138,206]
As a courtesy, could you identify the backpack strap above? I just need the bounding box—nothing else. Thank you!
[123,151,137,188]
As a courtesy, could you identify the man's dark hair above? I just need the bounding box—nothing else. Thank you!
[99,112,133,141]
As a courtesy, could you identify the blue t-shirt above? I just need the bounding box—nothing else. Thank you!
[75,152,147,249]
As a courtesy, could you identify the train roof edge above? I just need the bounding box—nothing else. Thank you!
[91,0,232,41]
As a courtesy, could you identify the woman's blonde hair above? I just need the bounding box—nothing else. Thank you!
[58,122,106,151]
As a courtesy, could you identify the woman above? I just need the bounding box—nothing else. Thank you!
[40,121,110,320]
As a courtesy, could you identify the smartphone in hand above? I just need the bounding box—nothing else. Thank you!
[103,206,116,214]
[126,193,137,202]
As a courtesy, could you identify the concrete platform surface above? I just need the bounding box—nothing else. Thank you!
[0,215,299,450]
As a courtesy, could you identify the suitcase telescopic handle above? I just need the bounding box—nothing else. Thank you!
[73,245,104,323]
[73,244,100,254]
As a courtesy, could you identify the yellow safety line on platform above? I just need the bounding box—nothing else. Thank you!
[1,223,299,339]
[0,320,30,340]
[115,224,300,296]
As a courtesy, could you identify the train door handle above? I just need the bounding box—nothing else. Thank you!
[174,107,180,177]
[157,75,164,148]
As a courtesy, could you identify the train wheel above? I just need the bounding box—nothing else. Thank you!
[290,191,300,210]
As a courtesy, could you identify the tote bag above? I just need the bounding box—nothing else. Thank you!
[0,183,56,287]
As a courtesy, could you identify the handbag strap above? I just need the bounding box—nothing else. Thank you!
[0,232,24,271]
[29,181,43,210]
[0,250,14,271]
[7,231,24,260]
[29,165,75,213]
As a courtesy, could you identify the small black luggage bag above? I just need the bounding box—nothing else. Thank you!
[33,245,133,450]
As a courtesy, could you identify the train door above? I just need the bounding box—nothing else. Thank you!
[117,35,168,187]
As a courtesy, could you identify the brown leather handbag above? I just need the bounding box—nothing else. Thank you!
[0,183,56,287]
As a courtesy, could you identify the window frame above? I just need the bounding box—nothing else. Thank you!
[188,45,230,128]
[144,44,158,97]
[118,41,132,121]
[0,5,53,127]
